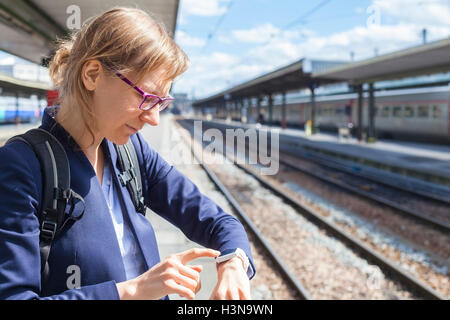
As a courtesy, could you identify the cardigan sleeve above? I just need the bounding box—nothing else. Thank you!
[136,134,255,279]
[0,142,120,300]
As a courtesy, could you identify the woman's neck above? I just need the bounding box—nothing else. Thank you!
[55,103,103,166]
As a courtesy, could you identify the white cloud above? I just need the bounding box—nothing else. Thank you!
[242,22,449,67]
[373,0,450,27]
[175,30,206,47]
[174,0,450,98]
[178,0,230,27]
[172,51,269,97]
[231,23,304,44]
[232,23,280,43]
[179,0,229,17]
[298,23,450,60]
[246,39,301,67]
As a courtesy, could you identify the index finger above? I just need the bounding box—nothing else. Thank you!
[177,248,221,264]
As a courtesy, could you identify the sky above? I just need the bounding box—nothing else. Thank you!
[0,0,449,100]
[173,0,450,99]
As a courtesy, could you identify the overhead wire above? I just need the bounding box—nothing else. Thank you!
[201,0,234,54]
[191,0,333,98]
[223,0,333,87]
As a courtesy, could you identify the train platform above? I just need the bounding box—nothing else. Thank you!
[194,117,450,187]
[0,122,40,145]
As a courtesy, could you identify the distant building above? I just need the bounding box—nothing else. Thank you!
[171,93,192,114]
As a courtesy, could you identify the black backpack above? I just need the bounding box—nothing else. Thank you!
[6,128,146,284]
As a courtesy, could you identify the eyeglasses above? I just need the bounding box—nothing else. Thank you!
[102,63,174,111]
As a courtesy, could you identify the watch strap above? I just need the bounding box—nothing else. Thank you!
[216,248,249,272]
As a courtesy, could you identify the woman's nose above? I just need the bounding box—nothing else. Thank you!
[139,107,160,126]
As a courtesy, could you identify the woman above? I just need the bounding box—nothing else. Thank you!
[0,7,254,300]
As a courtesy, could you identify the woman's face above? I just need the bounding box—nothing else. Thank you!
[89,62,172,145]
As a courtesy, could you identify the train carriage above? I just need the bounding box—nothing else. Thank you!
[195,85,450,143]
[244,85,450,143]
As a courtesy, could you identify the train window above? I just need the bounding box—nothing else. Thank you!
[417,105,429,117]
[381,106,390,117]
[392,106,402,117]
[432,105,441,118]
[404,106,414,117]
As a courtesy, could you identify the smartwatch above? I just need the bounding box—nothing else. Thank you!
[215,248,249,271]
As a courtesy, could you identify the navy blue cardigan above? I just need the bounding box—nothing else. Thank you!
[0,110,254,299]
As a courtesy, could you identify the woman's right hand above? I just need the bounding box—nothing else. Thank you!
[116,248,220,300]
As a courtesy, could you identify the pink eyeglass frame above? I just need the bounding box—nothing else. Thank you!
[102,63,174,111]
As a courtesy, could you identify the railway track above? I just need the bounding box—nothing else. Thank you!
[177,118,446,300]
[175,120,311,300]
[277,152,450,232]
[199,120,450,232]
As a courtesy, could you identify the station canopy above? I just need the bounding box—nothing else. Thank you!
[0,0,180,65]
[0,72,51,94]
[312,38,450,84]
[194,58,345,106]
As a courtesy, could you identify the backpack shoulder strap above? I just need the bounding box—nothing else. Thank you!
[114,139,146,215]
[6,128,85,284]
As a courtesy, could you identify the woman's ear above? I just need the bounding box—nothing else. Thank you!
[81,60,102,91]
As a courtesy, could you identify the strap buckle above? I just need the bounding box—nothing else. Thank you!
[40,220,57,241]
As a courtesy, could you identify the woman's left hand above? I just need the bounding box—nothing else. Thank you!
[209,257,251,300]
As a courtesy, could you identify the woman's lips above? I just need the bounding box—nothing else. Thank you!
[126,124,138,134]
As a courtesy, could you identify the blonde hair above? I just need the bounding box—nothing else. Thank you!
[48,6,189,145]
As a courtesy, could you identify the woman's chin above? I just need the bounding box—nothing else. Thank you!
[109,135,131,146]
